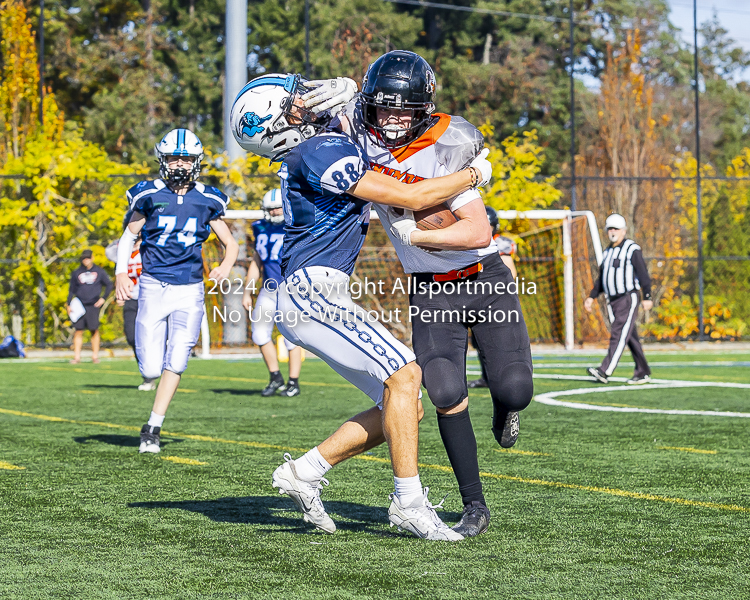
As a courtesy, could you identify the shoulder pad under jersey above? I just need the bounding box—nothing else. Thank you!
[334,101,371,143]
[434,116,484,173]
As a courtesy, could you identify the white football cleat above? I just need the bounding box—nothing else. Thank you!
[272,453,336,534]
[138,379,157,391]
[388,488,464,541]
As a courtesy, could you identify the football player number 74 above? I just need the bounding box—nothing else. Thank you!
[156,215,198,247]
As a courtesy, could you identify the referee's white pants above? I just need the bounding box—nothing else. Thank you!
[251,287,297,350]
[136,274,204,380]
[277,267,415,406]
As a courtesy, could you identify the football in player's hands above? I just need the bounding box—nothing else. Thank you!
[389,209,418,246]
[393,205,458,231]
[470,148,492,187]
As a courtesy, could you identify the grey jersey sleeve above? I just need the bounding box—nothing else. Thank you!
[434,116,484,172]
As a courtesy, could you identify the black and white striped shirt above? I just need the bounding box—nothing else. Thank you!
[590,239,652,301]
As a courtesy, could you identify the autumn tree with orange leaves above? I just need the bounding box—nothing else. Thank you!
[579,31,684,310]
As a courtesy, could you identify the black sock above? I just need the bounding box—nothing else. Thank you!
[288,378,298,386]
[270,370,283,382]
[492,405,509,435]
[437,409,485,507]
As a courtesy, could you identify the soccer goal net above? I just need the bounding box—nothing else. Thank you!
[199,208,609,355]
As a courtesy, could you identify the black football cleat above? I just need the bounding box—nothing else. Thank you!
[451,501,490,538]
[278,381,300,397]
[627,375,651,385]
[262,376,285,397]
[139,424,161,454]
[587,367,609,384]
[492,410,519,448]
[467,378,488,389]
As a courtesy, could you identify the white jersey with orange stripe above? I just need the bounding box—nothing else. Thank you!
[335,102,497,274]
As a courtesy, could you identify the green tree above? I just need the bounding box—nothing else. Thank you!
[0,0,147,344]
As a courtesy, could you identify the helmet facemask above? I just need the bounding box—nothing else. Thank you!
[158,156,201,187]
[361,95,435,150]
[264,208,285,225]
[263,76,330,161]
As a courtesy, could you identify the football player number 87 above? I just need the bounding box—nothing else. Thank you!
[156,215,198,247]
[331,163,361,191]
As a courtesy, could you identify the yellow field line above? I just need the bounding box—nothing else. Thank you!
[495,448,552,456]
[658,446,718,455]
[1,406,747,513]
[0,461,25,470]
[39,366,353,389]
[161,456,207,465]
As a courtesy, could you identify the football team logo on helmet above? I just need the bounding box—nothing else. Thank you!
[425,69,436,95]
[230,73,330,161]
[240,112,272,138]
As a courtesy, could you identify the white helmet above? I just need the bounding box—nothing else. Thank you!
[230,73,327,161]
[262,188,284,224]
[605,213,627,230]
[154,128,204,185]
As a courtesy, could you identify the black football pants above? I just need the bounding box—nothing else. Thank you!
[600,292,650,378]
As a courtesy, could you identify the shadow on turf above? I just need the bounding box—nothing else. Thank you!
[73,434,185,449]
[209,388,264,397]
[83,384,143,390]
[128,495,460,537]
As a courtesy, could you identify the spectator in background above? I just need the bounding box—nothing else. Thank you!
[66,249,113,364]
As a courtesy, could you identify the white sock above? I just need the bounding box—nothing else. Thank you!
[394,475,423,506]
[293,447,332,482]
[148,411,165,428]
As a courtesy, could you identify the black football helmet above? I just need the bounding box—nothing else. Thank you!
[485,205,499,237]
[360,50,437,149]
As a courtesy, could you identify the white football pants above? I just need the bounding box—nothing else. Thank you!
[136,274,204,380]
[277,267,415,405]
[251,287,297,350]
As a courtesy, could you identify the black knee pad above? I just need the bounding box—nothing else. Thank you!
[422,357,467,409]
[489,361,534,411]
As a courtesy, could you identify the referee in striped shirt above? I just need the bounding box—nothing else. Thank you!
[584,214,653,384]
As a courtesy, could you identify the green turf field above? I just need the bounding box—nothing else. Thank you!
[1,353,749,599]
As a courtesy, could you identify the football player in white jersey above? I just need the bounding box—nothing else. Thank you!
[332,51,535,538]
[231,73,493,540]
[115,129,239,454]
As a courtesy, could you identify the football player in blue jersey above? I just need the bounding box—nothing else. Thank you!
[230,74,493,540]
[242,188,303,397]
[114,128,239,454]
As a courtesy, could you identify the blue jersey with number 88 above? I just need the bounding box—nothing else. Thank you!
[127,179,229,285]
[279,132,370,277]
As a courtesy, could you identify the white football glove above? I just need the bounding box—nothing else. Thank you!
[301,77,358,115]
[389,209,418,246]
[469,148,493,187]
